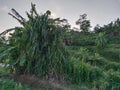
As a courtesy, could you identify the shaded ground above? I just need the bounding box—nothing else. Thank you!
[8,74,89,90]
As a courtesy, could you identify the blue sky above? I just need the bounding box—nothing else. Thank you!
[0,0,120,32]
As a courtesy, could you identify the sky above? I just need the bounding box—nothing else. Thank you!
[0,0,120,32]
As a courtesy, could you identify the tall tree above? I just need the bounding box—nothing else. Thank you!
[76,14,91,33]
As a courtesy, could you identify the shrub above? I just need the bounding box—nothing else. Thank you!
[105,70,120,90]
[0,78,30,90]
[0,4,69,80]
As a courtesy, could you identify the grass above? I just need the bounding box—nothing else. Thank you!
[0,77,44,90]
[0,77,88,90]
[0,44,119,90]
[0,66,5,73]
[99,44,120,62]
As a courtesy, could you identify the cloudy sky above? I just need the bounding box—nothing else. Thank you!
[0,0,120,32]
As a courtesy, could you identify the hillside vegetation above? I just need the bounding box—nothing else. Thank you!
[0,4,120,90]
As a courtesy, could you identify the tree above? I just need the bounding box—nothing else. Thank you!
[94,18,120,36]
[94,24,101,33]
[76,14,91,33]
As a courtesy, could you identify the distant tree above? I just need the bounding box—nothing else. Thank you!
[55,18,71,32]
[94,24,101,33]
[94,18,120,36]
[60,19,71,29]
[76,14,91,33]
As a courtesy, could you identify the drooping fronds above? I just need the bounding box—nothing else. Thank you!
[1,3,69,79]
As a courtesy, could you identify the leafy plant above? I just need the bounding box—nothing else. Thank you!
[0,78,30,90]
[0,3,69,80]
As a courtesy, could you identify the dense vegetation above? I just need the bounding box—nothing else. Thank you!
[0,4,120,90]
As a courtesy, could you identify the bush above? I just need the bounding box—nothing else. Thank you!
[0,4,69,79]
[105,62,120,71]
[68,58,103,87]
[71,35,95,46]
[105,70,120,90]
[0,78,30,90]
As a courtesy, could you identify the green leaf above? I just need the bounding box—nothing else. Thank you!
[0,46,16,61]
[46,10,51,15]
[19,54,26,66]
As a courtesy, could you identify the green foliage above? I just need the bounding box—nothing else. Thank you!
[67,31,96,46]
[0,3,120,90]
[94,18,120,35]
[0,78,30,90]
[105,61,120,71]
[76,14,91,33]
[19,54,26,67]
[0,3,69,79]
[95,32,107,49]
[68,56,103,87]
[99,47,120,62]
[105,70,120,90]
[87,53,107,67]
[107,36,120,44]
